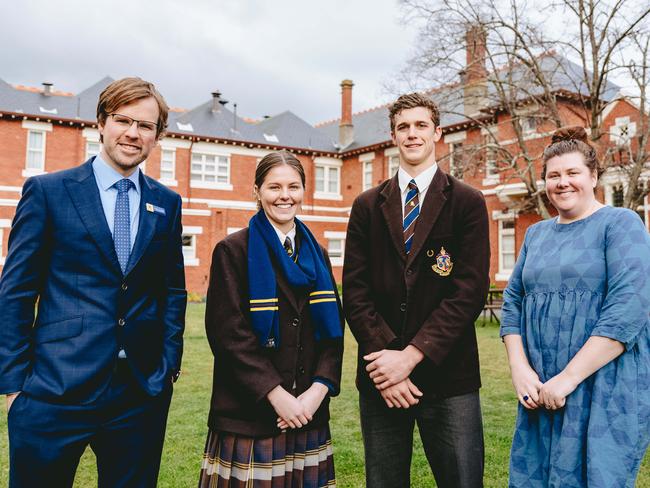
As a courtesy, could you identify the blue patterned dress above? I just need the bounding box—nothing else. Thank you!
[501,206,650,487]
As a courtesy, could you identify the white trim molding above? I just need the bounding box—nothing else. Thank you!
[443,131,467,143]
[22,120,53,132]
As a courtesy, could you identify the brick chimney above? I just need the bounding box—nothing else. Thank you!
[211,90,226,112]
[42,82,53,96]
[461,25,488,117]
[339,79,354,148]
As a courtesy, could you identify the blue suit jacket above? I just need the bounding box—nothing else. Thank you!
[0,158,187,403]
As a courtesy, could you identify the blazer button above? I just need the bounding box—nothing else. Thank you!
[118,318,126,326]
[400,303,407,312]
[298,366,305,375]
[291,318,300,327]
[406,268,413,275]
[121,283,128,291]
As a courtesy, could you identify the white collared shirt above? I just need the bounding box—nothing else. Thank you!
[92,155,141,250]
[398,163,438,218]
[271,222,296,253]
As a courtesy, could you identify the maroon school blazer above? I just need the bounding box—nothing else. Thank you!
[343,169,490,399]
[205,228,344,437]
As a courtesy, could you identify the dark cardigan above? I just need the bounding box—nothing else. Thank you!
[205,228,344,437]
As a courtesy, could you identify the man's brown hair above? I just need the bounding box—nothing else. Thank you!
[389,92,440,133]
[96,77,169,139]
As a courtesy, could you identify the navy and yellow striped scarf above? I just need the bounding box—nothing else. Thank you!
[247,210,342,348]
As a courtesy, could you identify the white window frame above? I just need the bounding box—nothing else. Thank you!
[362,161,373,191]
[26,130,46,172]
[190,151,232,190]
[496,217,516,281]
[483,142,499,186]
[449,142,464,179]
[181,225,203,266]
[85,141,101,160]
[22,121,52,176]
[159,148,177,187]
[314,158,342,200]
[360,152,375,192]
[0,219,10,265]
[324,231,346,267]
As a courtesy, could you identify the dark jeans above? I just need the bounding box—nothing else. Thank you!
[359,389,484,488]
[8,362,173,488]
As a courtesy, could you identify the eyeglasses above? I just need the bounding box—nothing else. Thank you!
[108,113,158,134]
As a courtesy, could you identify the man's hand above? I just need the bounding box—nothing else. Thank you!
[379,378,423,408]
[364,345,424,390]
[6,392,20,413]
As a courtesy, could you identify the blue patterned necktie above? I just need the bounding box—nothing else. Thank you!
[403,179,420,254]
[114,178,134,273]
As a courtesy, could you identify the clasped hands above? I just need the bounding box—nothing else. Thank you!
[511,362,579,410]
[364,346,424,409]
[268,383,329,431]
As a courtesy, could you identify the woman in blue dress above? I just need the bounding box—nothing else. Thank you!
[501,126,650,487]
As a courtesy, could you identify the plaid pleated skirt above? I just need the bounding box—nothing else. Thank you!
[198,424,336,488]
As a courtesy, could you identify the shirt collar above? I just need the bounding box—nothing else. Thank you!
[92,155,141,194]
[398,162,438,195]
[270,221,296,246]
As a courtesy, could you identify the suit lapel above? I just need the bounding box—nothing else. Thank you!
[124,173,160,276]
[379,175,407,264]
[406,169,449,267]
[64,160,122,274]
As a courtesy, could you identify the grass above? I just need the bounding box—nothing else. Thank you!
[1,306,647,486]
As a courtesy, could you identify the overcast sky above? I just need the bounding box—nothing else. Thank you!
[1,0,417,124]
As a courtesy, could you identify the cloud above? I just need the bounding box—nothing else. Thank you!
[0,0,416,123]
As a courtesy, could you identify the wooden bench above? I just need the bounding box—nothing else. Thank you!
[482,288,504,325]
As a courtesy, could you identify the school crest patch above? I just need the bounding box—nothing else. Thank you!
[432,246,453,276]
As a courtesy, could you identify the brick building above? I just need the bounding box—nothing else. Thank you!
[1,47,648,293]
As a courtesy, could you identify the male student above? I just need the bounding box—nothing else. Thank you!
[0,77,186,487]
[344,92,490,487]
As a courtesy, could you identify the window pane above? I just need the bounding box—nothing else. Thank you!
[27,150,43,168]
[315,166,325,192]
[328,169,339,193]
[28,131,43,150]
[502,220,515,230]
[502,235,515,253]
[328,239,343,258]
[503,253,515,270]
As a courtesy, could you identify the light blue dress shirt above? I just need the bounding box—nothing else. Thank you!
[92,155,141,250]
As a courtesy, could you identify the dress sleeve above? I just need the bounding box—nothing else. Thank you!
[590,209,650,350]
[500,227,530,337]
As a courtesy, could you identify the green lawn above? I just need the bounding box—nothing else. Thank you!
[1,305,648,486]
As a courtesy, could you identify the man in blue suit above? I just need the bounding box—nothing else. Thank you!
[0,77,187,487]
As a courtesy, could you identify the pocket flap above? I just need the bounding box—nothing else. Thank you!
[34,316,83,343]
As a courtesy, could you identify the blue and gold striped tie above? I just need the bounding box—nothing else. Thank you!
[403,179,419,254]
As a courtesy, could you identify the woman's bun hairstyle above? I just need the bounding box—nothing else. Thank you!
[542,126,601,179]
[551,126,588,145]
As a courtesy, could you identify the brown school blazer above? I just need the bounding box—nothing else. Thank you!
[205,228,344,437]
[343,169,490,399]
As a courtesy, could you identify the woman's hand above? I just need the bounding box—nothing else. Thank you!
[538,371,579,410]
[267,386,311,430]
[509,361,543,409]
[277,383,329,430]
